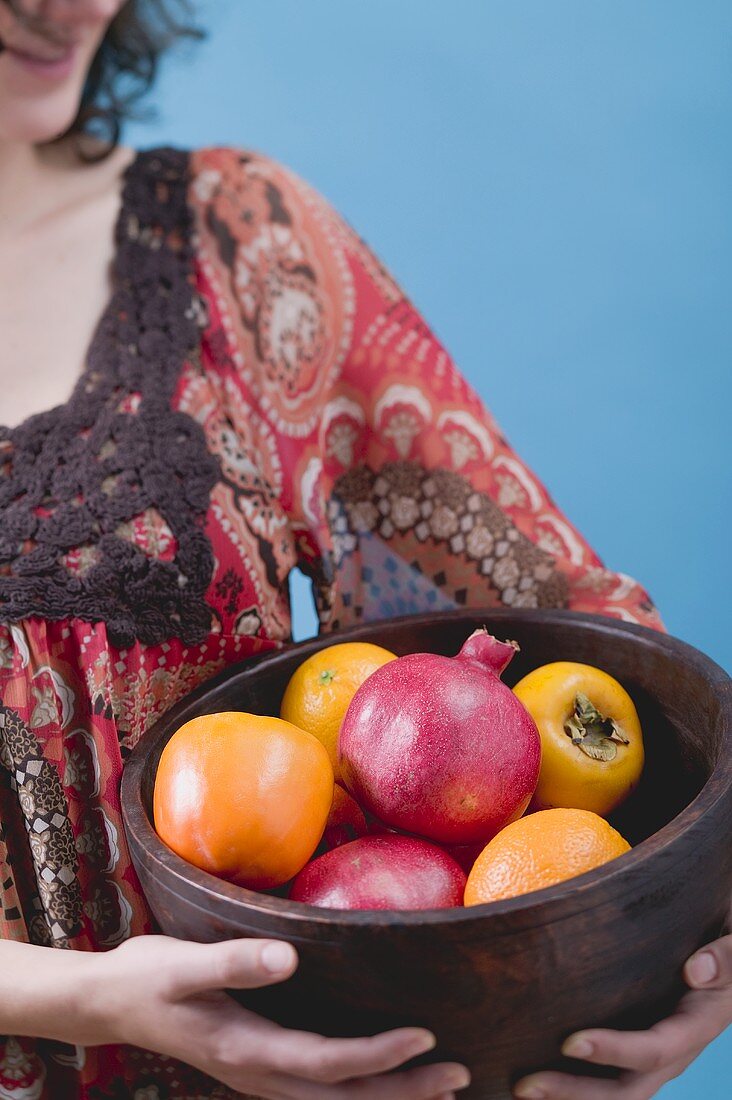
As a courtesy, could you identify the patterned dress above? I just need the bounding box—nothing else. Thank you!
[0,147,662,1099]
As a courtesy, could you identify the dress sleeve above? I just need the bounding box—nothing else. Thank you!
[191,148,663,635]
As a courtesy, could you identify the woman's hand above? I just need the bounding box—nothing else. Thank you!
[513,918,732,1100]
[89,935,471,1099]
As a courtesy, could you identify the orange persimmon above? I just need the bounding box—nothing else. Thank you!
[153,711,334,889]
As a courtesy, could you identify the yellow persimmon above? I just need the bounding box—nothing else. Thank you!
[513,661,644,818]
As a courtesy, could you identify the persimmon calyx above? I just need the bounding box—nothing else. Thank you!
[564,692,630,762]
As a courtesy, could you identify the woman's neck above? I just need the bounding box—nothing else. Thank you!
[0,139,73,236]
[0,141,43,229]
[0,138,135,239]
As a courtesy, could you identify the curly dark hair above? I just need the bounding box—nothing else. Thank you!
[9,0,202,152]
[77,0,203,150]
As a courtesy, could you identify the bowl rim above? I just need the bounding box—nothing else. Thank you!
[121,608,732,931]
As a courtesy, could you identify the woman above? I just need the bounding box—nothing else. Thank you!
[0,3,729,1098]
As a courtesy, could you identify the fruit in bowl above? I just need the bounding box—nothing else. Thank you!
[153,711,333,889]
[319,785,369,852]
[339,629,541,846]
[464,808,631,905]
[125,609,732,1100]
[151,631,640,903]
[291,834,466,910]
[280,641,397,779]
[513,661,645,816]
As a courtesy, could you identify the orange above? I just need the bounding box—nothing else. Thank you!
[464,807,630,905]
[153,712,334,889]
[280,642,397,779]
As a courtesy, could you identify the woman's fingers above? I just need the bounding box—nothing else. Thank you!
[153,939,471,1099]
[263,1026,438,1083]
[268,1058,471,1098]
[685,933,732,991]
[560,1022,684,1074]
[516,945,732,1100]
[166,937,299,999]
[513,1070,627,1099]
[511,916,732,1100]
[560,982,732,1077]
[513,1069,678,1100]
[340,1060,470,1098]
[334,1059,470,1097]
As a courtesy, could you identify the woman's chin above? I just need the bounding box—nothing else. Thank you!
[0,95,80,145]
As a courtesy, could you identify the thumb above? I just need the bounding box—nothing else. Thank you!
[168,938,299,1000]
[685,933,732,990]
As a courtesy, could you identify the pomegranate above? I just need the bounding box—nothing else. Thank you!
[366,815,485,875]
[444,840,488,875]
[290,835,465,910]
[320,785,369,852]
[339,629,540,845]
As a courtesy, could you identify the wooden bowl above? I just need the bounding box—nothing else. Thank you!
[121,609,732,1099]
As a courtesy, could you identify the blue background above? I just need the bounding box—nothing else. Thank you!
[127,2,731,1093]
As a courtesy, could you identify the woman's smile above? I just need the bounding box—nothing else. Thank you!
[0,0,121,141]
[0,1,118,114]
[2,40,79,81]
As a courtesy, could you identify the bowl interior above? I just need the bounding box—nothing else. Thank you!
[134,610,727,905]
[122,612,732,1100]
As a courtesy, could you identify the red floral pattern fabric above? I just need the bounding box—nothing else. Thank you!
[0,147,662,1099]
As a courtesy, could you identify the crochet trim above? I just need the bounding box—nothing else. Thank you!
[0,149,219,647]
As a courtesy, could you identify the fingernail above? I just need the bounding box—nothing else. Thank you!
[445,1068,471,1090]
[261,941,295,973]
[689,951,718,986]
[514,1083,546,1100]
[413,1032,437,1054]
[562,1034,594,1058]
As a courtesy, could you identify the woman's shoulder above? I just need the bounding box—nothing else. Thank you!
[183,146,371,436]
[189,144,296,181]
[185,144,400,313]
[186,144,365,288]
[187,144,339,237]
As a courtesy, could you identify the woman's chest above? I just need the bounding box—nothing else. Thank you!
[0,150,299,651]
[0,358,299,648]
[0,371,298,792]
[0,192,120,428]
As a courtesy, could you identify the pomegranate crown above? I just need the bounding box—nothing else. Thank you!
[457,628,519,676]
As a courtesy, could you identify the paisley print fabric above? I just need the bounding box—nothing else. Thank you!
[0,146,662,1100]
[194,148,355,439]
[325,461,569,628]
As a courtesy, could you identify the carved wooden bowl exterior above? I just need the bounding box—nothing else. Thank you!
[121,609,732,1099]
